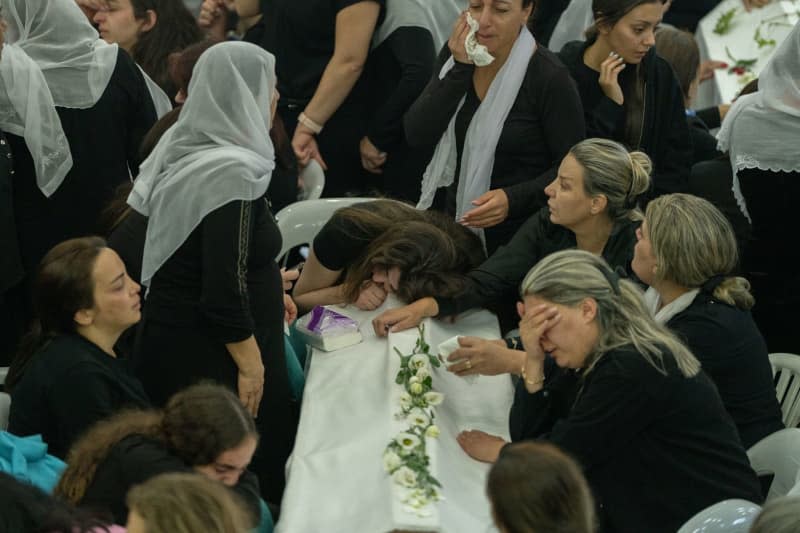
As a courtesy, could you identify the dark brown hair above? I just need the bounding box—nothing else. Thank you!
[55,383,258,505]
[167,39,217,98]
[488,442,596,533]
[5,237,106,392]
[654,27,700,99]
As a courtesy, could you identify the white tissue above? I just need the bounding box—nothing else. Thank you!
[465,12,495,67]
[438,336,477,384]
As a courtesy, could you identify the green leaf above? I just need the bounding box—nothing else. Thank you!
[714,7,737,35]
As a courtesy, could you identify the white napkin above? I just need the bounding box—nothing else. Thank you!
[438,335,478,384]
[465,12,495,66]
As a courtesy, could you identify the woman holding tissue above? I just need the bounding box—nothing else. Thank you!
[407,0,585,255]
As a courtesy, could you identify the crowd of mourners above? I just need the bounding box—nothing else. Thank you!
[0,0,798,531]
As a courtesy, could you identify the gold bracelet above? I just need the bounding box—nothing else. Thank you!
[520,362,544,387]
[298,111,323,134]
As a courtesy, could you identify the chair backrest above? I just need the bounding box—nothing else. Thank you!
[0,393,10,430]
[676,499,761,533]
[747,428,800,501]
[274,198,374,265]
[769,353,800,427]
[297,160,326,202]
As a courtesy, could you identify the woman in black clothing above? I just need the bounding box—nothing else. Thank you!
[6,237,148,459]
[55,384,262,527]
[558,0,691,201]
[633,193,784,448]
[409,0,585,254]
[374,138,649,337]
[128,41,295,504]
[459,250,763,533]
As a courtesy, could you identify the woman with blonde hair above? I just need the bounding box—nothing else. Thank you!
[458,250,762,533]
[126,473,251,533]
[632,193,783,448]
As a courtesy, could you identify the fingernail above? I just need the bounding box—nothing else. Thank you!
[609,51,615,57]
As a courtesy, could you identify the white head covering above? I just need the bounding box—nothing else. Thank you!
[373,0,464,51]
[717,21,800,221]
[0,44,72,196]
[2,0,118,109]
[128,41,277,287]
[548,0,594,52]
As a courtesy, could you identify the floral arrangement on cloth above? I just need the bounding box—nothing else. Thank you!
[383,324,445,517]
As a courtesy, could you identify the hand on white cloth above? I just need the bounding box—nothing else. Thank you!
[359,136,387,174]
[742,0,771,12]
[460,189,509,228]
[354,281,388,311]
[457,430,506,463]
[292,125,328,171]
[372,297,439,336]
[446,337,523,377]
[698,60,728,82]
[599,52,626,105]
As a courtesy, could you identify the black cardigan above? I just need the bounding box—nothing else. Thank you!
[558,40,691,202]
[548,346,763,533]
[667,285,784,449]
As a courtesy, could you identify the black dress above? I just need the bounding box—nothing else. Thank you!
[405,44,585,254]
[0,132,23,366]
[133,198,296,504]
[548,346,763,533]
[7,335,150,459]
[256,0,386,197]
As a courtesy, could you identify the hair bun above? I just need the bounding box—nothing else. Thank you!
[627,151,652,200]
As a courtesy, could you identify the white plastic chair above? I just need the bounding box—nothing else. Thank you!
[274,197,374,265]
[677,499,761,533]
[0,392,10,430]
[769,353,800,427]
[747,428,800,501]
[297,160,325,201]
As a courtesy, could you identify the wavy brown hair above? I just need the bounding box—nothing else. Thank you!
[55,384,257,505]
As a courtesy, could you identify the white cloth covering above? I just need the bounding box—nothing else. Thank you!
[128,41,276,286]
[0,44,72,196]
[2,0,118,110]
[373,0,463,51]
[548,0,594,52]
[138,65,173,119]
[717,20,800,221]
[417,26,536,244]
[643,286,700,324]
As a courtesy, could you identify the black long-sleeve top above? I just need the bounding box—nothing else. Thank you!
[435,208,639,317]
[8,335,150,459]
[667,287,784,449]
[405,44,585,250]
[80,434,261,525]
[548,346,763,533]
[558,40,691,202]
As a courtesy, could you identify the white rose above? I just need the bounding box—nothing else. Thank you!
[393,466,418,488]
[383,450,402,472]
[409,353,429,371]
[409,375,420,385]
[415,366,430,381]
[399,392,412,409]
[410,382,424,395]
[395,432,421,453]
[423,391,444,406]
[406,408,430,428]
[425,425,440,439]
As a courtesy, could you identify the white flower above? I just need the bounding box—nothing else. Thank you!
[409,353,429,371]
[425,425,440,439]
[415,366,430,381]
[409,375,420,385]
[406,408,430,428]
[399,392,412,409]
[409,382,424,395]
[395,432,421,452]
[383,450,402,472]
[423,391,444,406]
[393,466,417,488]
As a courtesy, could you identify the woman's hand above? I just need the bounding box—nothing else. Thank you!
[292,124,328,170]
[447,337,524,376]
[198,0,228,40]
[448,12,472,65]
[359,136,387,174]
[742,0,771,11]
[354,281,388,311]
[280,267,301,291]
[75,0,108,19]
[283,293,298,324]
[599,52,626,105]
[372,297,439,336]
[457,430,506,463]
[460,189,509,228]
[237,363,264,418]
[698,60,728,82]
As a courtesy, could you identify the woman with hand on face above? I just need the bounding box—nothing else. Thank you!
[6,237,149,460]
[128,42,296,504]
[373,138,647,337]
[458,250,763,533]
[409,0,585,254]
[558,0,691,202]
[632,193,784,448]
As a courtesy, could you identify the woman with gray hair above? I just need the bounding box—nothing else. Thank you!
[632,193,783,448]
[459,249,762,533]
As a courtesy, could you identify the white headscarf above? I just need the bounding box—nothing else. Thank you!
[129,42,277,287]
[548,0,594,52]
[373,0,464,51]
[2,0,118,109]
[0,44,72,196]
[417,26,536,244]
[717,21,800,221]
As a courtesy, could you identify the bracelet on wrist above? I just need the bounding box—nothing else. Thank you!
[298,111,323,134]
[520,361,545,387]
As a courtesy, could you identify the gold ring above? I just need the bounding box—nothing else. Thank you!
[465,360,472,369]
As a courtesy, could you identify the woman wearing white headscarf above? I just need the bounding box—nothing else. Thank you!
[717,21,800,354]
[128,41,296,505]
[0,0,157,364]
[359,0,462,201]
